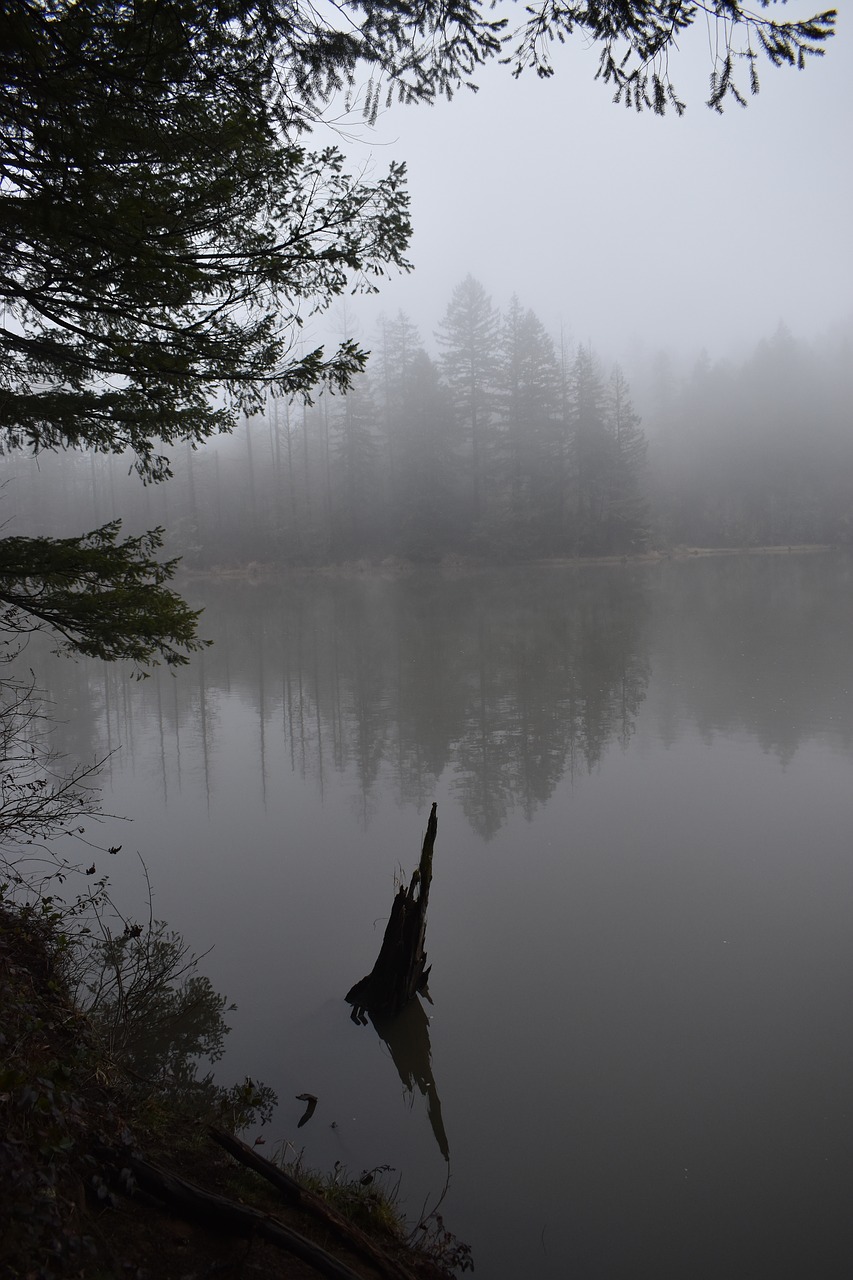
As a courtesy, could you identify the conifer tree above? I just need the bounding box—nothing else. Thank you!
[329,371,383,554]
[436,277,500,531]
[568,345,611,553]
[604,366,649,553]
[395,351,461,558]
[492,297,561,551]
[375,311,424,523]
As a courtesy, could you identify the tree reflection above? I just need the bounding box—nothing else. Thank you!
[28,557,853,838]
[22,566,655,839]
[449,570,650,837]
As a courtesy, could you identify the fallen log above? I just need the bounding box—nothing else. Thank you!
[100,1146,364,1280]
[209,1126,419,1280]
[209,1125,304,1203]
[346,803,437,1021]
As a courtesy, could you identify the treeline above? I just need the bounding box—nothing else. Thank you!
[177,276,650,563]
[646,320,853,548]
[3,282,852,564]
[1,277,648,564]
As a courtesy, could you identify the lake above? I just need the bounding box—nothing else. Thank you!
[26,551,853,1278]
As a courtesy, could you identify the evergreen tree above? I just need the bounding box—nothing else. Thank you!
[0,0,411,659]
[0,523,205,667]
[395,351,461,558]
[436,276,499,532]
[329,371,383,555]
[0,1,835,657]
[603,366,649,552]
[375,311,424,524]
[567,345,612,553]
[491,297,561,552]
[0,1,412,484]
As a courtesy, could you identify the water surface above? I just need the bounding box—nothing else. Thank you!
[29,553,853,1278]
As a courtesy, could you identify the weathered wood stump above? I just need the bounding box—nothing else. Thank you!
[346,802,437,1022]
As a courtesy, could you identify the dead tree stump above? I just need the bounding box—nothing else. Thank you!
[346,802,437,1022]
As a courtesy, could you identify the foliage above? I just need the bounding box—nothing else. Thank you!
[0,521,208,669]
[2,0,830,488]
[0,900,98,1280]
[0,0,836,662]
[410,1206,476,1274]
[38,281,654,562]
[330,369,383,552]
[503,0,836,115]
[605,365,649,552]
[0,671,109,899]
[0,0,414,661]
[0,0,413,483]
[0,891,276,1279]
[488,295,562,552]
[282,1152,408,1238]
[77,916,231,1083]
[278,1,836,117]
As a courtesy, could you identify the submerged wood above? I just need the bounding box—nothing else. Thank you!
[346,802,437,1021]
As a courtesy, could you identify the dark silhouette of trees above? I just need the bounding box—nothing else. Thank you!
[0,0,412,661]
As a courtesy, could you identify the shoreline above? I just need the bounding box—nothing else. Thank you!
[180,542,836,583]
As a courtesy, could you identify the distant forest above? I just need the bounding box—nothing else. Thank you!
[4,277,852,565]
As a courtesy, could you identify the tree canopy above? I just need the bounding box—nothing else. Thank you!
[341,0,836,115]
[0,522,206,667]
[0,0,837,665]
[0,0,412,485]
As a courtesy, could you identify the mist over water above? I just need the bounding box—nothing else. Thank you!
[3,7,852,1276]
[25,552,853,1278]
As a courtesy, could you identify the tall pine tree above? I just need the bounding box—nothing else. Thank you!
[436,276,499,535]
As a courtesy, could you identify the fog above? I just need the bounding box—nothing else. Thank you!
[5,14,853,1277]
[4,9,851,565]
[312,8,852,366]
[6,307,852,565]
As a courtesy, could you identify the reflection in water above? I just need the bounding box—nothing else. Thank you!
[647,552,853,760]
[30,565,653,839]
[369,999,450,1162]
[77,918,232,1086]
[28,555,853,840]
[18,553,853,1280]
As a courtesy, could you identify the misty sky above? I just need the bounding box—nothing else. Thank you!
[316,7,852,366]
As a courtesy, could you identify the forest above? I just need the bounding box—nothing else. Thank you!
[3,277,852,568]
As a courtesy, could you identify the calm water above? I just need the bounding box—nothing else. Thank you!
[27,553,853,1278]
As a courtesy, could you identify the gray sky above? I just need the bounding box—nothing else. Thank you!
[320,7,852,367]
